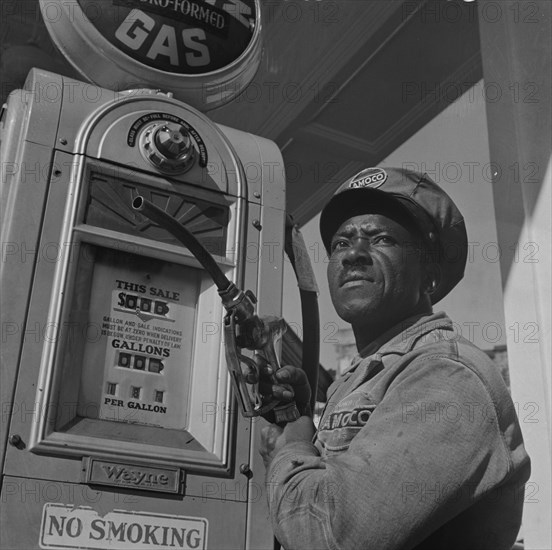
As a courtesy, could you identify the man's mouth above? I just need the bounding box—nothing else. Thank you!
[340,272,375,286]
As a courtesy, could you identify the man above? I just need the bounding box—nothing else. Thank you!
[259,167,530,550]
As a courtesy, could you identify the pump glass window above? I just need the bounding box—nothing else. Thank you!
[56,245,201,434]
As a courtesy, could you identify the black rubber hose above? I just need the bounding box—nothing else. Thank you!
[132,196,231,292]
[284,215,320,414]
[133,196,320,412]
[298,290,320,412]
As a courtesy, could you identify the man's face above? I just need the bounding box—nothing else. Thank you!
[327,213,427,328]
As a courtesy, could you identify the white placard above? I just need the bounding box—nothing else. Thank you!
[40,504,208,549]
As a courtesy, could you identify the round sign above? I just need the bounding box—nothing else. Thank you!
[39,0,261,110]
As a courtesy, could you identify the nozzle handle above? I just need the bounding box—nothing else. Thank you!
[273,402,301,423]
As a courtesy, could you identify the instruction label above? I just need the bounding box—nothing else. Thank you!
[77,250,200,429]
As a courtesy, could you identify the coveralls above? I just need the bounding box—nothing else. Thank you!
[266,311,531,550]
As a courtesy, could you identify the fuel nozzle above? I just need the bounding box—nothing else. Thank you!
[132,196,300,423]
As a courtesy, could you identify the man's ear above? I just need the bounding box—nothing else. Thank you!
[422,263,442,296]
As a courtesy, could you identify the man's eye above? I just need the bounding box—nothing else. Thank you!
[331,239,349,252]
[374,235,396,245]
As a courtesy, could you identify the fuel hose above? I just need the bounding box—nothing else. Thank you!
[284,214,320,413]
[132,197,320,413]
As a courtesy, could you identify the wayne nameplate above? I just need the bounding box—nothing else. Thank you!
[82,457,184,494]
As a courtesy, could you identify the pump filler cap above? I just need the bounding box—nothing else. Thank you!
[140,122,196,174]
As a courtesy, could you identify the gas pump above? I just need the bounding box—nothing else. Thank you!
[0,66,292,549]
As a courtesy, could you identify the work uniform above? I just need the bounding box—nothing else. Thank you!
[266,311,530,550]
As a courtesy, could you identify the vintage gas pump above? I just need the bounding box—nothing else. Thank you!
[0,64,289,549]
[0,2,316,546]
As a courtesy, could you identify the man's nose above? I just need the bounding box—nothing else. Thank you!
[342,239,373,266]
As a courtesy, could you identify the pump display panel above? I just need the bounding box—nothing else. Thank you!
[68,246,200,430]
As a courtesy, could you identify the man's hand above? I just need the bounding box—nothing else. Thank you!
[260,416,316,468]
[252,355,312,418]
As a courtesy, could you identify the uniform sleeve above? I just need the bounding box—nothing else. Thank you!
[265,356,514,550]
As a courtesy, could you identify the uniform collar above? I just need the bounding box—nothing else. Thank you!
[344,311,452,374]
